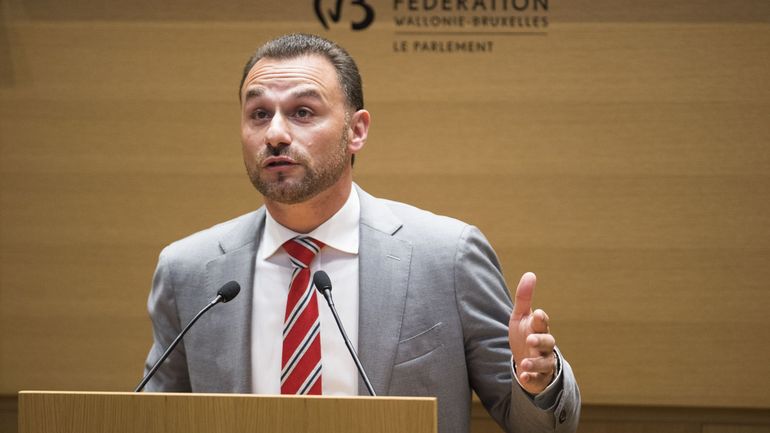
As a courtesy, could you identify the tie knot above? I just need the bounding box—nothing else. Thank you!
[283,237,325,269]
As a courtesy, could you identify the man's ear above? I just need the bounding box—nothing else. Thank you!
[348,109,370,154]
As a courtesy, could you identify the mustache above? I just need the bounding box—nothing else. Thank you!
[256,146,308,164]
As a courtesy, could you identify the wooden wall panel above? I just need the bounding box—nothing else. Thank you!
[470,401,770,433]
[1,0,769,414]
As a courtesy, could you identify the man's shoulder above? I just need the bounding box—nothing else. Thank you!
[369,195,473,242]
[366,194,500,268]
[382,198,465,226]
[159,210,262,262]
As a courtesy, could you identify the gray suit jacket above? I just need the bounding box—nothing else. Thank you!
[144,185,580,433]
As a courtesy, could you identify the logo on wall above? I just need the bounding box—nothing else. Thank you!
[314,0,376,30]
[313,0,550,53]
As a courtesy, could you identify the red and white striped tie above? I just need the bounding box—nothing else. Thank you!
[281,236,325,395]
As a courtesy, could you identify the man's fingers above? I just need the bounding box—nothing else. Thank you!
[531,309,550,334]
[518,371,536,384]
[518,352,557,394]
[526,333,555,355]
[511,275,555,395]
[512,272,537,320]
[519,354,556,374]
[518,371,553,392]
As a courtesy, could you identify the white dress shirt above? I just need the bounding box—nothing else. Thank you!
[251,189,360,395]
[250,186,560,401]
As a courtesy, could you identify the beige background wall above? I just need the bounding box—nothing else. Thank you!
[1,0,769,430]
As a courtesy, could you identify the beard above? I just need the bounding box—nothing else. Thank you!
[246,127,350,205]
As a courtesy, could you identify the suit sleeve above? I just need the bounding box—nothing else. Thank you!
[142,247,193,392]
[453,225,580,433]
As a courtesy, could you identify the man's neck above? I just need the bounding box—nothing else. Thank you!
[264,176,353,234]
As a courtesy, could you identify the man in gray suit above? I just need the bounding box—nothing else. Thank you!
[143,33,580,433]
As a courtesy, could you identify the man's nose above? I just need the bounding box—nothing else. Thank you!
[265,113,291,149]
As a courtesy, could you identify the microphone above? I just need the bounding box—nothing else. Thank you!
[312,271,377,396]
[134,281,241,392]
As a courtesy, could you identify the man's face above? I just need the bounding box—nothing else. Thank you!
[240,54,352,204]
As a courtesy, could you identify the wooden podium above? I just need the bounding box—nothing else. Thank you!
[18,391,437,433]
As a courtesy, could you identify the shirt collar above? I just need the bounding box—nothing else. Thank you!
[260,187,360,260]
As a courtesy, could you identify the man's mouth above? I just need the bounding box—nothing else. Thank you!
[263,156,298,168]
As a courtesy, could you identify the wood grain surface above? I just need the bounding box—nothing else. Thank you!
[18,391,436,433]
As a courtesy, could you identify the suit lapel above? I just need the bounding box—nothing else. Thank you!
[356,186,413,396]
[195,187,410,396]
[204,209,266,393]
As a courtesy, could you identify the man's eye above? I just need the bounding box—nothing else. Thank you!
[296,108,311,118]
[252,110,269,120]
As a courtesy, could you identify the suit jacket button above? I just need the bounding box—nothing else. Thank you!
[558,409,567,424]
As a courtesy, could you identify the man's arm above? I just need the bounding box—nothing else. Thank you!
[454,225,580,433]
[142,248,193,392]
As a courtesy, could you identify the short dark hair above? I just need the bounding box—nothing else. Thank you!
[239,33,364,112]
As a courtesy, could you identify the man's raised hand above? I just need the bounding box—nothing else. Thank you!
[508,272,557,394]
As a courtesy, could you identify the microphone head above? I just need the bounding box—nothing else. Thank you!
[312,271,332,294]
[217,281,241,303]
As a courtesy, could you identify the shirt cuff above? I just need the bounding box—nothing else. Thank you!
[511,349,563,410]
